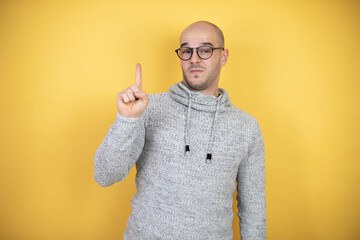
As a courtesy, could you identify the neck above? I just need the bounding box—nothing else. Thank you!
[181,80,219,97]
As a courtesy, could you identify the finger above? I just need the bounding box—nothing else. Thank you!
[135,63,142,90]
[120,92,130,103]
[117,92,124,103]
[117,92,126,102]
[135,91,149,104]
[129,84,139,93]
[134,91,145,99]
[126,88,136,101]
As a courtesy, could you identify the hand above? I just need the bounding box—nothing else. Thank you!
[116,63,149,118]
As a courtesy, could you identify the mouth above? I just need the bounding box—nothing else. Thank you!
[189,69,203,74]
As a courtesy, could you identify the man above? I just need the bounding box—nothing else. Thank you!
[94,21,266,239]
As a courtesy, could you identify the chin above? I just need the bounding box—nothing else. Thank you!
[184,79,208,91]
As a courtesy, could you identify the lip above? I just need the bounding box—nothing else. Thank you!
[189,69,203,73]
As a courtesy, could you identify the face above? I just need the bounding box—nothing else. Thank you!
[179,23,228,96]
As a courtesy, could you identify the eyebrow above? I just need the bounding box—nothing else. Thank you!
[180,42,214,48]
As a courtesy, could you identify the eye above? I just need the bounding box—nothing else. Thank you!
[180,48,192,54]
[199,47,211,54]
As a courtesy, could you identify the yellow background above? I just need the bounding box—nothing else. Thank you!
[1,0,359,239]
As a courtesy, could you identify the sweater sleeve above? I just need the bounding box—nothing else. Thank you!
[94,112,146,187]
[236,120,266,239]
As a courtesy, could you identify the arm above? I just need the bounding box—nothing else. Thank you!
[237,120,266,239]
[94,112,146,187]
[94,63,149,187]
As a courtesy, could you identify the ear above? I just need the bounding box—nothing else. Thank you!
[220,49,229,66]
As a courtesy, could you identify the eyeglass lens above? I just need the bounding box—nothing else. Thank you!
[178,46,213,60]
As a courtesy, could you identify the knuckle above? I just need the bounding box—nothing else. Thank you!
[130,84,139,92]
[117,93,124,99]
[126,92,135,101]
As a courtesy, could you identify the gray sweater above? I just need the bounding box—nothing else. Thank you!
[94,82,266,240]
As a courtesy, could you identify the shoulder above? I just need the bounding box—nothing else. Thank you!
[226,104,260,129]
[148,92,169,101]
[142,92,171,119]
[225,105,264,149]
[146,92,170,108]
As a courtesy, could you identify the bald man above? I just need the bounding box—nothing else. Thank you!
[94,21,266,240]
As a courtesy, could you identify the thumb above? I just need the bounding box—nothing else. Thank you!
[134,91,147,100]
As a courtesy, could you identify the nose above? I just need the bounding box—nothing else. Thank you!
[190,50,201,64]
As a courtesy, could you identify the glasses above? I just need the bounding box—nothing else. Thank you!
[175,46,224,61]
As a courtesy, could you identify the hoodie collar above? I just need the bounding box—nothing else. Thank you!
[169,82,231,163]
[169,82,231,112]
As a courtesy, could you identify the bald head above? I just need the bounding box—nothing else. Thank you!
[178,21,229,96]
[180,21,225,48]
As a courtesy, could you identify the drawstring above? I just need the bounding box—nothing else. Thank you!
[184,91,192,155]
[206,97,221,163]
[183,91,222,163]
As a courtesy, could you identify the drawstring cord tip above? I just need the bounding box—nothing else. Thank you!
[206,153,212,163]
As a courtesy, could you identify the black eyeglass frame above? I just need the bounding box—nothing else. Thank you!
[175,46,224,61]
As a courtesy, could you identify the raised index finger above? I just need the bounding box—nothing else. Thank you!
[135,63,142,90]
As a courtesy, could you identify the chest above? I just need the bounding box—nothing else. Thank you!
[143,106,250,171]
